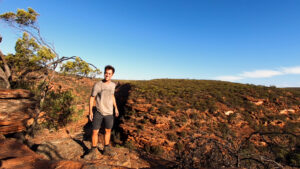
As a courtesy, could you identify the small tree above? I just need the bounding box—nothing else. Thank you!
[0,8,101,132]
[0,8,100,88]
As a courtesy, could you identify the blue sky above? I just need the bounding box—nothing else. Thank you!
[1,0,300,87]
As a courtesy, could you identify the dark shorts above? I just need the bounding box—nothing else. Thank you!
[92,109,114,130]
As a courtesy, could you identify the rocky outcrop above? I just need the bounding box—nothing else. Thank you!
[36,138,85,160]
[0,89,37,135]
[0,138,47,169]
[35,137,150,168]
[0,136,150,169]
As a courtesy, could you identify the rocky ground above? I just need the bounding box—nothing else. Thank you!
[1,76,299,168]
[0,119,154,169]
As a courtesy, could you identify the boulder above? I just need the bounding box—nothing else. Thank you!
[36,138,84,160]
[0,138,47,169]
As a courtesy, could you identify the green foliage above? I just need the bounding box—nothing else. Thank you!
[5,32,55,74]
[189,112,199,120]
[144,144,151,153]
[150,145,164,155]
[124,140,135,150]
[121,79,300,167]
[136,123,144,130]
[174,142,184,152]
[1,7,101,86]
[61,57,101,77]
[169,121,176,129]
[287,151,300,167]
[41,89,81,129]
[0,8,38,25]
[177,131,187,137]
[167,132,178,141]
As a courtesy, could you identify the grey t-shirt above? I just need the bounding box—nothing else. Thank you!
[91,81,116,116]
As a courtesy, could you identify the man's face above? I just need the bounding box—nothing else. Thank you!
[104,69,114,81]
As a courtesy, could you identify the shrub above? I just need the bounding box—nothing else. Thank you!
[169,121,176,129]
[144,144,151,153]
[167,132,178,141]
[41,89,80,129]
[137,124,144,130]
[177,131,187,137]
[174,142,184,152]
[150,145,164,155]
[189,112,199,120]
[124,140,135,150]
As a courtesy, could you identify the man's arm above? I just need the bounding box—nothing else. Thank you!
[89,96,95,121]
[112,95,119,117]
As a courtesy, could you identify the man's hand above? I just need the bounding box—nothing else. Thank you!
[89,113,93,121]
[115,109,119,117]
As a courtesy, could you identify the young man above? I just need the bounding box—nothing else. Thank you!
[87,65,119,157]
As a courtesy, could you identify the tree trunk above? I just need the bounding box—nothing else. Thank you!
[0,50,11,89]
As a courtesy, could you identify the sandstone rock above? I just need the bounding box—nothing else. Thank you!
[0,133,5,140]
[225,111,234,116]
[0,138,46,169]
[0,89,37,135]
[279,109,295,115]
[83,147,150,169]
[155,116,171,124]
[0,89,34,99]
[254,100,264,106]
[36,138,84,160]
[132,103,152,112]
[51,160,83,169]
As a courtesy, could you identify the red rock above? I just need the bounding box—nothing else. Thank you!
[0,89,33,99]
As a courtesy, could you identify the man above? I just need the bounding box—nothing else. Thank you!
[87,65,119,157]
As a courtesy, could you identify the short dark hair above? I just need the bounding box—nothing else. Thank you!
[105,65,115,74]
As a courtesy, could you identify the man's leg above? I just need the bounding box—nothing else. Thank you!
[91,110,103,148]
[104,128,111,146]
[103,115,116,156]
[92,129,99,147]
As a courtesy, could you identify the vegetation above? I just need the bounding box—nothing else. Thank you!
[0,8,101,130]
[118,79,299,168]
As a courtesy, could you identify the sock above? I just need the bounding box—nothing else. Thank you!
[92,146,97,149]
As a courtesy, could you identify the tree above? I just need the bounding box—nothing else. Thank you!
[0,8,101,89]
[0,8,101,133]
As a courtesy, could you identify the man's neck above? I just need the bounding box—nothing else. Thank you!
[102,79,111,83]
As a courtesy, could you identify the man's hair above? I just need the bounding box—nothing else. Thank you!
[105,65,115,74]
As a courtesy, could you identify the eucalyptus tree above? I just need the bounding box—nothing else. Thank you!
[0,8,101,132]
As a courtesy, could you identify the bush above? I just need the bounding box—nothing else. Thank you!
[174,142,184,152]
[189,112,199,120]
[150,145,164,155]
[177,131,187,137]
[41,89,81,129]
[167,132,178,141]
[124,140,135,150]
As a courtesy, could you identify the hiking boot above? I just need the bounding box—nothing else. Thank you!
[84,148,100,160]
[103,145,116,156]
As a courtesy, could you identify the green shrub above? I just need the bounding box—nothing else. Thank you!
[169,121,176,129]
[144,144,151,153]
[41,89,80,129]
[174,142,184,152]
[177,131,187,137]
[167,132,178,141]
[150,145,164,155]
[287,152,300,167]
[137,124,144,130]
[189,112,199,120]
[124,140,135,150]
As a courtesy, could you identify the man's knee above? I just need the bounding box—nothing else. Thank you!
[105,128,111,134]
[92,129,99,135]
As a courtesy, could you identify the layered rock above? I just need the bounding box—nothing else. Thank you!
[0,89,37,135]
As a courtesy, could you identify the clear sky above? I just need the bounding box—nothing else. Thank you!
[1,0,300,87]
